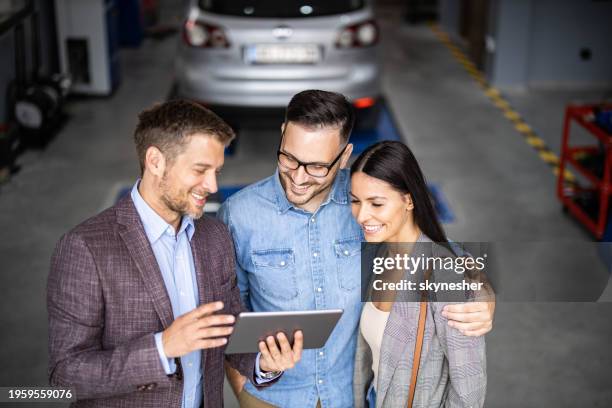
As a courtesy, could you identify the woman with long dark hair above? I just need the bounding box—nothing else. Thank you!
[350,141,487,408]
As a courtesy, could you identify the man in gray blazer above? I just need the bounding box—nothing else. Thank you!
[47,100,302,407]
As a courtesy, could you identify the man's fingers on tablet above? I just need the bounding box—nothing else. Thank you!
[292,330,304,362]
[275,333,294,368]
[266,336,282,361]
[259,341,276,371]
[276,332,292,354]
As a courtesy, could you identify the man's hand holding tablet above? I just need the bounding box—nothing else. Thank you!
[162,301,303,382]
[258,330,304,374]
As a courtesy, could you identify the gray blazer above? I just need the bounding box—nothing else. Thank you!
[353,237,487,408]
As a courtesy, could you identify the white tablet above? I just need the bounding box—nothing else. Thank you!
[224,309,343,354]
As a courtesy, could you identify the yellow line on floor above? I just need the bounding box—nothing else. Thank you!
[493,99,511,109]
[429,23,575,184]
[515,122,533,133]
[526,136,546,148]
[539,150,559,164]
[554,167,576,182]
[504,110,521,121]
[485,88,501,98]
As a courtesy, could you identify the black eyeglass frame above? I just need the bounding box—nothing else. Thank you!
[276,124,348,178]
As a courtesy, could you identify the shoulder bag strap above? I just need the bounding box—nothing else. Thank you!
[407,300,427,408]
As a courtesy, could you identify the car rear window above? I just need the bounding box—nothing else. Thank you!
[198,0,365,18]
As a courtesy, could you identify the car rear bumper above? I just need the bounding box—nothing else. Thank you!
[175,60,381,108]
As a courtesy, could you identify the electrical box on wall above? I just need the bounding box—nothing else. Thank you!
[54,0,120,95]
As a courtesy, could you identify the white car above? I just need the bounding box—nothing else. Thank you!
[175,0,382,128]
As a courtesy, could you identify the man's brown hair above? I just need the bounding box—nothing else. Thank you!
[134,100,235,174]
[285,90,355,144]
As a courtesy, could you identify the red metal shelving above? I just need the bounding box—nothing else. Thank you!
[557,104,612,239]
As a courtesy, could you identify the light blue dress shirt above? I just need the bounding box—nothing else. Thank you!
[131,182,202,408]
[218,169,364,408]
[131,182,274,408]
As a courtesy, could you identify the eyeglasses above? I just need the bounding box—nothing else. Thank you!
[276,146,347,177]
[276,121,348,177]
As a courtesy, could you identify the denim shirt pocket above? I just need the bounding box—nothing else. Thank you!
[251,248,299,301]
[334,237,362,292]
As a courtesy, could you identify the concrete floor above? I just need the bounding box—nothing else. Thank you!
[0,3,611,407]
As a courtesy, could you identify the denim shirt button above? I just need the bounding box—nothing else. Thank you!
[280,261,286,266]
[313,252,318,257]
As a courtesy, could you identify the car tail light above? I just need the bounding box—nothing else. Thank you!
[183,20,230,48]
[354,97,376,109]
[336,20,379,48]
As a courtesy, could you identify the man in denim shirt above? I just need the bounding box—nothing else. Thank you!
[218,90,495,408]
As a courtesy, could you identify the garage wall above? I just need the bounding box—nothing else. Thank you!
[439,0,462,39]
[485,0,533,88]
[527,0,612,88]
[441,0,612,89]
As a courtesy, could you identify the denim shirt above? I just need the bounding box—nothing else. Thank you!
[218,169,364,408]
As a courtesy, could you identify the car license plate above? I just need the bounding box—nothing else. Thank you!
[245,44,321,64]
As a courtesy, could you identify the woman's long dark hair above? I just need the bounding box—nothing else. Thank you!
[350,140,449,245]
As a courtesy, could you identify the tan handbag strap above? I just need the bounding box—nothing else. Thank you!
[407,301,427,408]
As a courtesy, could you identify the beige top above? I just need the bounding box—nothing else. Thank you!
[359,302,391,391]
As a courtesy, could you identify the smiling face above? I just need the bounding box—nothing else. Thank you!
[278,121,352,213]
[141,133,225,227]
[350,171,419,243]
